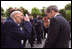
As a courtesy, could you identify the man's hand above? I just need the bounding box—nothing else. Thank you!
[23,16,30,22]
[42,17,50,28]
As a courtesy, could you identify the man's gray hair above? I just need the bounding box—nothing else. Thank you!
[10,11,23,18]
[46,5,58,13]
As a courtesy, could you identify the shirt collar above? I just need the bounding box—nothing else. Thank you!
[54,13,60,18]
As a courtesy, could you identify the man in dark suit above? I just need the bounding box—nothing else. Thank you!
[36,17,42,44]
[22,16,36,48]
[1,11,32,48]
[69,20,71,30]
[43,5,70,48]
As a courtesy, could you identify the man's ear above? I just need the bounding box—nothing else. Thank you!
[13,14,17,20]
[14,14,17,18]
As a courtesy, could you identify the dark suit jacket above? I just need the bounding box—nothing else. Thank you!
[1,22,3,48]
[43,14,70,48]
[1,17,32,48]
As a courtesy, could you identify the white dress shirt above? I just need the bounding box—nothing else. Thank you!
[54,13,60,18]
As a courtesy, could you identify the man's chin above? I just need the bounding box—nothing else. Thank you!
[17,22,21,24]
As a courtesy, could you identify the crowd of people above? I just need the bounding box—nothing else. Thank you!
[1,5,71,48]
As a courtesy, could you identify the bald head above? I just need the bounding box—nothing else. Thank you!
[10,11,23,17]
[10,11,24,24]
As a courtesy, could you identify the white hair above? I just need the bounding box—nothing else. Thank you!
[10,11,23,18]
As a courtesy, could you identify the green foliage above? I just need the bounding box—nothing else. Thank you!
[40,7,46,17]
[59,9,66,18]
[23,9,28,16]
[59,3,71,21]
[1,7,5,17]
[65,10,71,21]
[1,7,4,12]
[31,7,40,18]
[5,9,9,17]
[5,7,13,17]
[20,7,24,13]
[65,3,71,10]
[20,7,28,16]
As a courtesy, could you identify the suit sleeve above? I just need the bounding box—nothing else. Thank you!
[2,21,32,40]
[43,18,60,48]
[22,21,32,39]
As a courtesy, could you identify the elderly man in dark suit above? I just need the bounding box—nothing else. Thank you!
[1,11,32,48]
[43,5,70,48]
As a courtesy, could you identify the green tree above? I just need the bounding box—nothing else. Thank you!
[65,3,71,10]
[31,7,40,18]
[23,9,28,16]
[40,7,46,17]
[1,7,5,17]
[5,7,13,17]
[65,3,71,21]
[59,9,66,18]
[20,7,24,13]
[20,7,28,16]
[66,10,71,21]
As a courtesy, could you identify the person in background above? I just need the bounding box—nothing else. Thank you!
[14,7,18,11]
[1,16,3,24]
[39,16,44,39]
[42,16,50,39]
[43,5,70,48]
[1,11,32,48]
[6,7,14,20]
[29,16,36,47]
[33,16,38,42]
[7,7,13,17]
[36,16,43,44]
[22,16,35,48]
